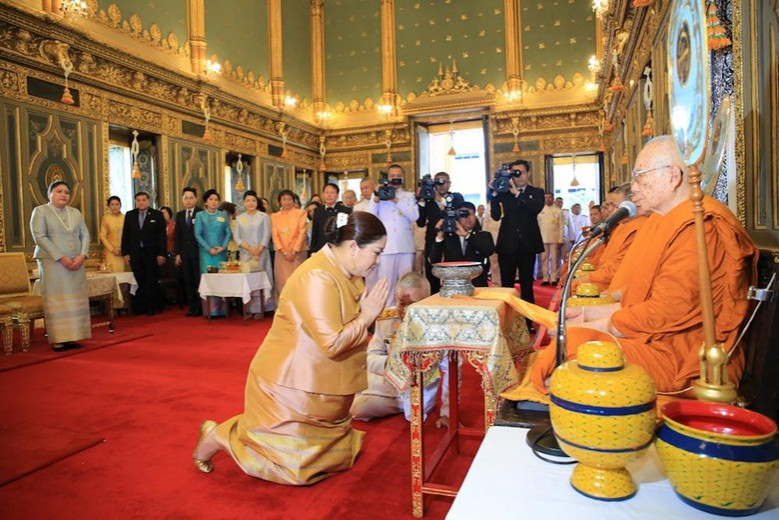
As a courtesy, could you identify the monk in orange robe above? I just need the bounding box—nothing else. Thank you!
[531,136,757,395]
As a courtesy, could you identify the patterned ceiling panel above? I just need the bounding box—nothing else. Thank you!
[205,0,269,83]
[324,0,382,112]
[96,0,188,50]
[519,0,595,91]
[282,0,312,103]
[395,0,506,97]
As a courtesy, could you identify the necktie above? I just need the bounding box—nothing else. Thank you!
[139,210,146,227]
[461,236,467,255]
[187,210,193,227]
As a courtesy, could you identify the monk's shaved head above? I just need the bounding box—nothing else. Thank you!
[603,183,632,218]
[630,136,689,216]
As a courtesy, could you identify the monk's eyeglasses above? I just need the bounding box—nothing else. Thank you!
[631,164,671,180]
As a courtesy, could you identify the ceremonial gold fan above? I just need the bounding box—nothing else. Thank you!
[700,96,732,195]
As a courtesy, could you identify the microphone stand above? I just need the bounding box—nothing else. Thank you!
[526,235,608,458]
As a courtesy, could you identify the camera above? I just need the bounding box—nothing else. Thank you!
[441,194,470,234]
[493,163,519,193]
[376,175,403,201]
[419,174,436,200]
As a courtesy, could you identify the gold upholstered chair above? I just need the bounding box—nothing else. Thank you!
[0,253,44,354]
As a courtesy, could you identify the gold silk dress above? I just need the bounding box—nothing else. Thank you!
[213,245,370,485]
[99,212,126,273]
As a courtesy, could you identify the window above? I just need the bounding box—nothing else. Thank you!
[548,153,601,210]
[108,143,133,211]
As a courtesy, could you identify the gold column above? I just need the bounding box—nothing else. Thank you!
[269,0,284,109]
[503,0,523,93]
[187,0,206,76]
[42,0,57,14]
[311,0,326,114]
[380,0,398,108]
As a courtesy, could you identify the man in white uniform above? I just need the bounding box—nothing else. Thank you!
[364,164,419,305]
[353,178,374,213]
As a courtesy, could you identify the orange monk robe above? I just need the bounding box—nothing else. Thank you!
[557,237,606,287]
[532,197,758,394]
[586,215,648,291]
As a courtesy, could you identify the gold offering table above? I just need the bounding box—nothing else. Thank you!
[386,287,531,517]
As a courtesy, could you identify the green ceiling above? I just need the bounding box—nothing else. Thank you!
[205,0,269,82]
[395,0,506,97]
[282,0,312,103]
[519,0,595,89]
[324,0,382,110]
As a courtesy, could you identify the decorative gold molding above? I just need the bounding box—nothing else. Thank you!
[732,0,745,226]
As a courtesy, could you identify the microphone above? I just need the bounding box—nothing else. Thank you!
[589,201,637,238]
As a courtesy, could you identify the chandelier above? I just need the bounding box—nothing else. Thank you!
[60,0,88,19]
[592,0,609,18]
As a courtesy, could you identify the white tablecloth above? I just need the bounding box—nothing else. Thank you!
[109,271,138,295]
[447,426,779,520]
[198,272,272,304]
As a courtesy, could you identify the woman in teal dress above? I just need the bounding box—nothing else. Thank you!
[195,189,231,317]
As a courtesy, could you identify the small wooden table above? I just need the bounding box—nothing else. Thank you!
[386,287,531,517]
[198,272,272,324]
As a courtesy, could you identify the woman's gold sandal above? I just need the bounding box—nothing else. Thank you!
[193,420,218,473]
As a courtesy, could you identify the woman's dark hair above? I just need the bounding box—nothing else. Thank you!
[277,189,295,203]
[324,211,386,247]
[160,206,173,219]
[219,201,237,216]
[48,180,69,195]
[203,189,220,203]
[107,195,121,206]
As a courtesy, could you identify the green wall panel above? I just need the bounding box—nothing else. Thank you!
[324,0,382,109]
[519,0,596,89]
[395,0,506,97]
[282,0,312,102]
[205,0,269,82]
[96,0,187,49]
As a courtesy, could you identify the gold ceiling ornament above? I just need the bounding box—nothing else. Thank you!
[511,117,521,153]
[58,48,75,105]
[608,49,625,93]
[706,0,731,50]
[131,130,142,179]
[318,136,327,172]
[384,129,393,164]
[570,154,580,187]
[200,95,213,142]
[592,0,610,18]
[641,66,655,137]
[277,122,289,159]
[422,60,479,97]
[234,153,245,192]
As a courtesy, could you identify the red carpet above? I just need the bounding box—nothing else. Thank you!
[0,310,489,519]
[0,425,104,486]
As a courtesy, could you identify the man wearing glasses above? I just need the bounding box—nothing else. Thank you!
[531,135,757,396]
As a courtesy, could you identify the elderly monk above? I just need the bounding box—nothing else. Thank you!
[576,184,649,291]
[532,135,757,395]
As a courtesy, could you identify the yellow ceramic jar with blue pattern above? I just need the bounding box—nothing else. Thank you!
[656,400,779,516]
[549,340,656,501]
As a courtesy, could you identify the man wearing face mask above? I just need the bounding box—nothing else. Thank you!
[363,164,419,305]
[429,201,495,288]
[416,171,464,293]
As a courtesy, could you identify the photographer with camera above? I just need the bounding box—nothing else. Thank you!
[489,159,544,314]
[416,171,464,293]
[363,164,419,304]
[429,201,494,287]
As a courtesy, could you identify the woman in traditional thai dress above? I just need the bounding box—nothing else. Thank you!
[233,190,275,315]
[270,190,308,301]
[193,212,389,485]
[194,189,231,317]
[99,195,126,273]
[30,180,91,352]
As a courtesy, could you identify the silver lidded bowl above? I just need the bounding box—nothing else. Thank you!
[431,261,483,297]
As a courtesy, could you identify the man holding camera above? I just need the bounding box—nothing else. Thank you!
[363,164,419,305]
[429,201,495,287]
[416,171,464,293]
[489,159,545,310]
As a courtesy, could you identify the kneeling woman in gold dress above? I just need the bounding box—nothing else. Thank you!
[193,211,389,485]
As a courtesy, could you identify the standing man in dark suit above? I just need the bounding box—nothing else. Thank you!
[309,183,351,253]
[174,187,202,317]
[429,201,495,287]
[122,191,166,315]
[490,159,545,310]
